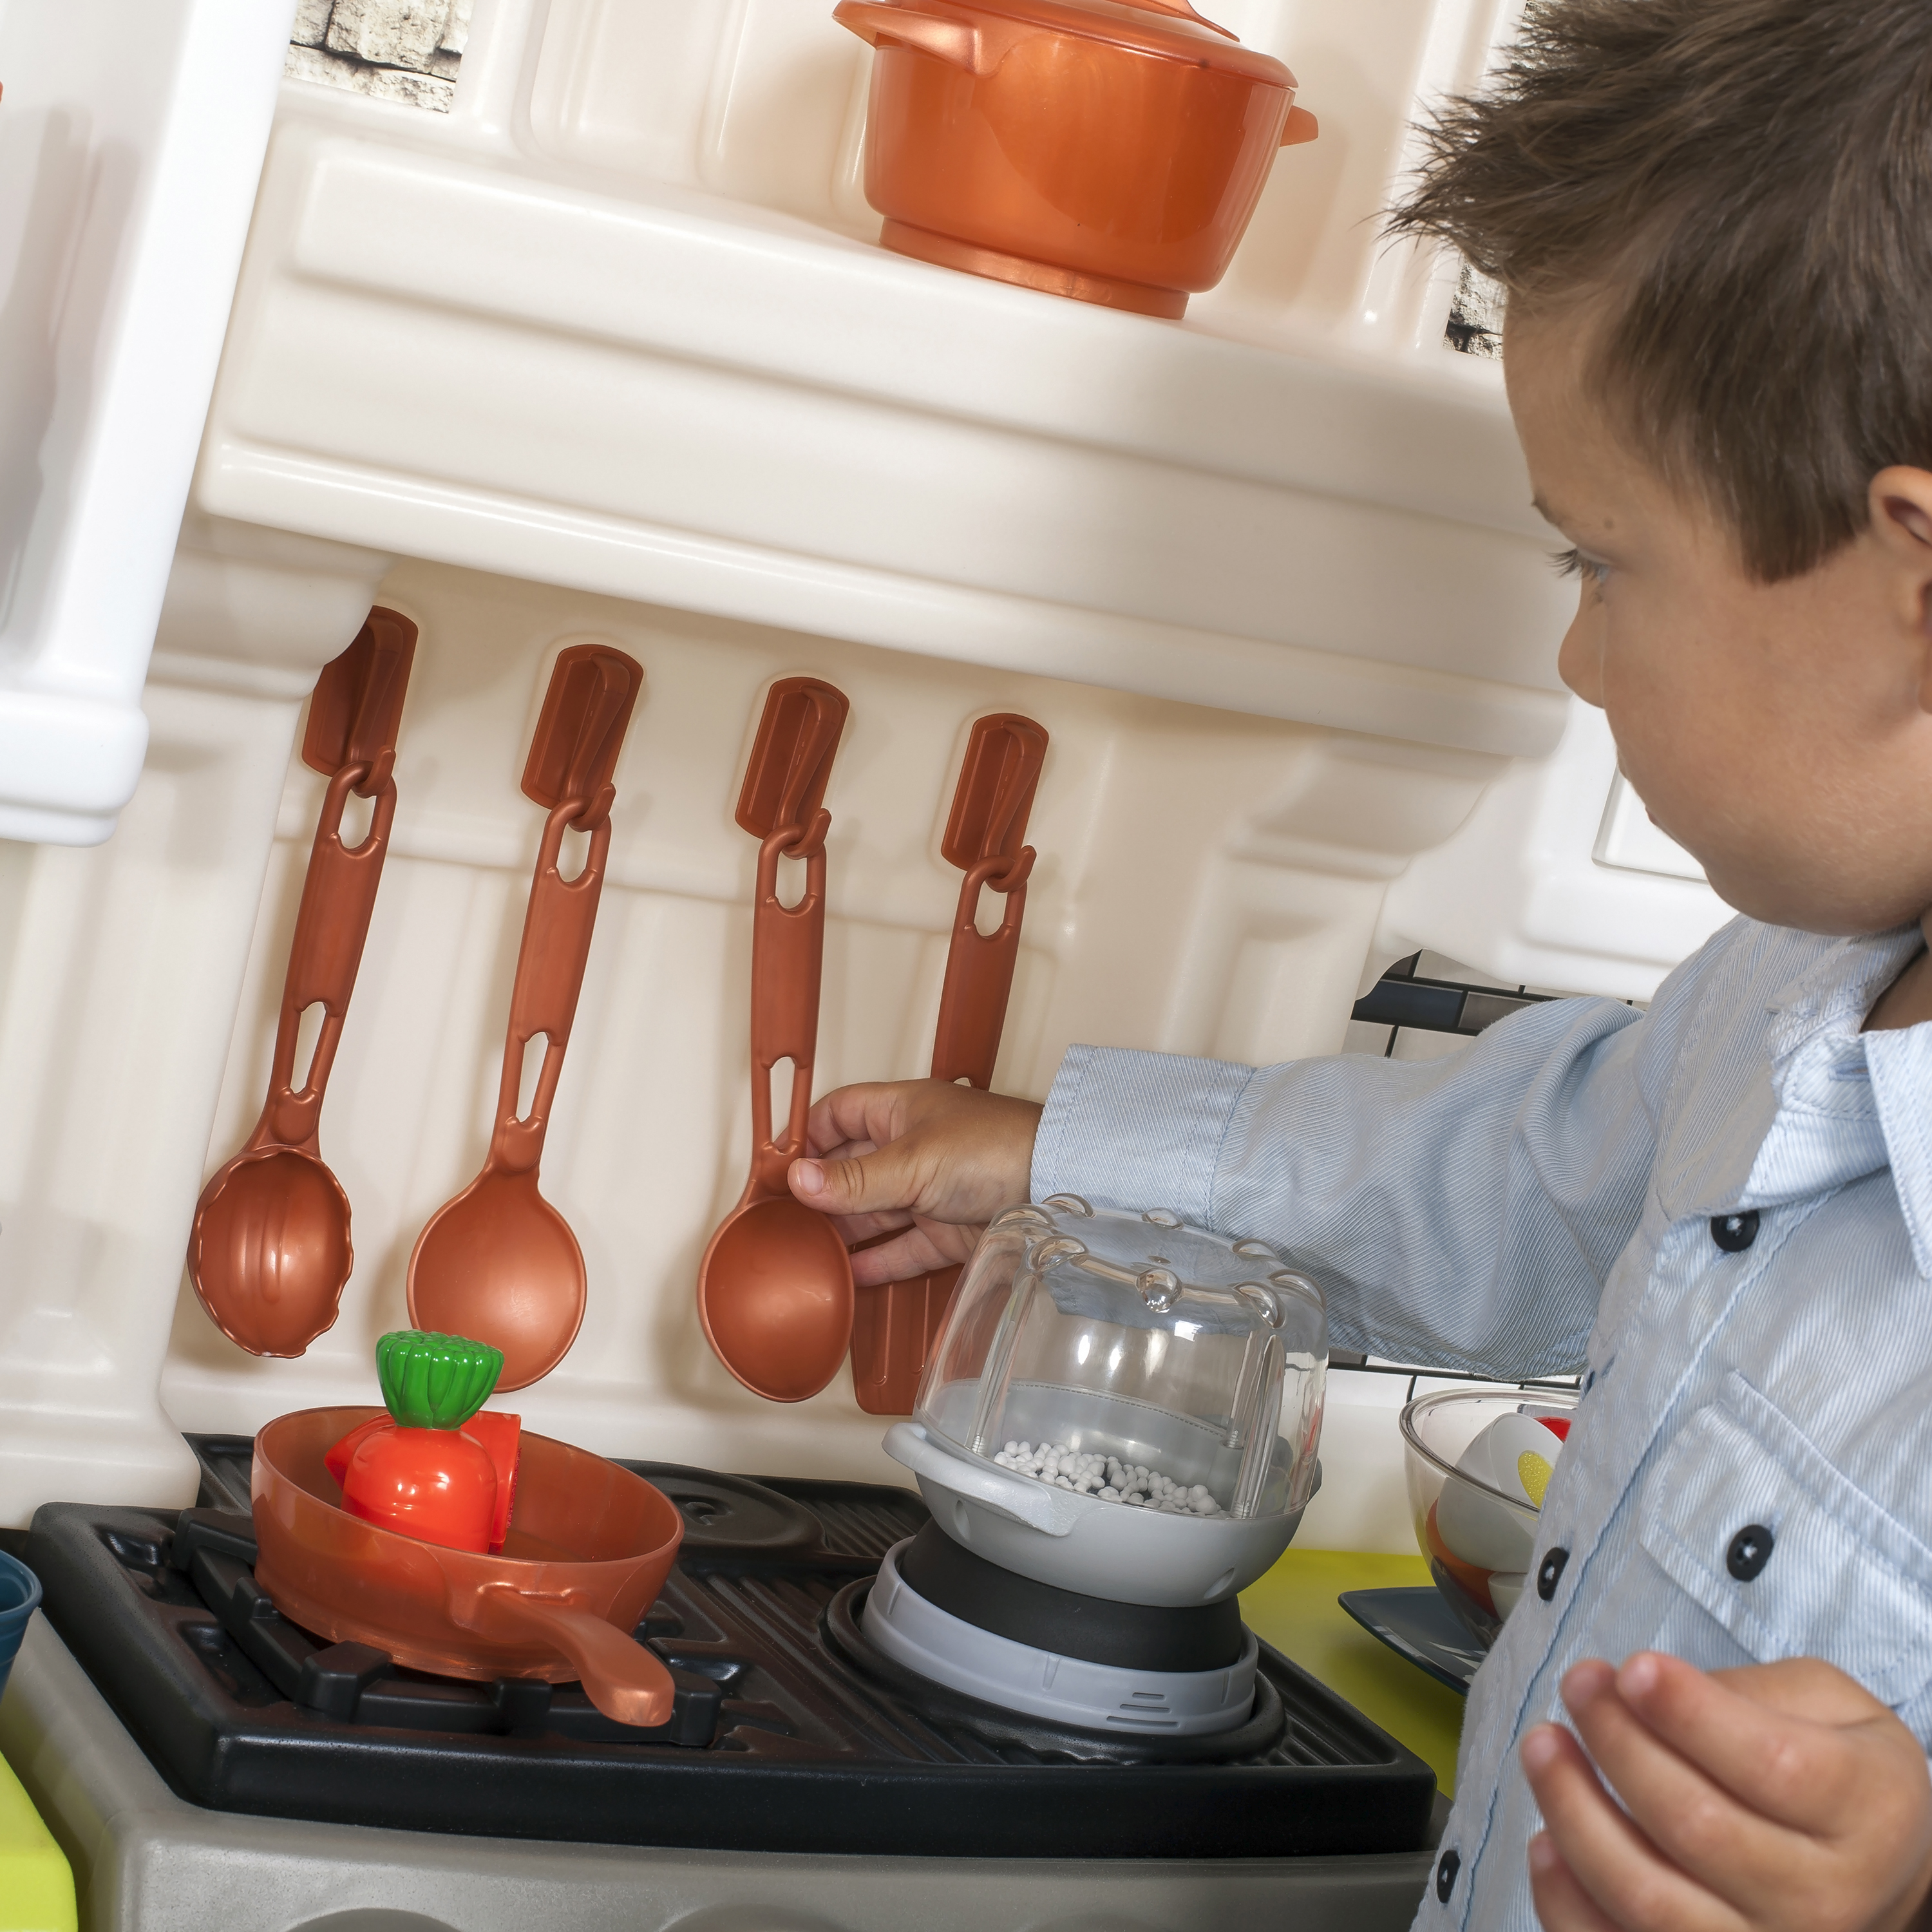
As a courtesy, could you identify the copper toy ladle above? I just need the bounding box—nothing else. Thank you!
[849,713,1048,1414]
[697,679,855,1403]
[408,644,643,1392]
[189,611,416,1357]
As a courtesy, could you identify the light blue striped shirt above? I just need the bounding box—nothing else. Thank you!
[1032,916,1932,1929]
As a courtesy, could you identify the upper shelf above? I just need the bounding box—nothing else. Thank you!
[191,0,1568,760]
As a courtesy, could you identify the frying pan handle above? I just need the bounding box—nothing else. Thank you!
[457,1585,676,1728]
[252,761,399,1153]
[747,816,830,1198]
[930,849,1033,1090]
[487,800,614,1177]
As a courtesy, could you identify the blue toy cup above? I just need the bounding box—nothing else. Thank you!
[0,1549,43,1703]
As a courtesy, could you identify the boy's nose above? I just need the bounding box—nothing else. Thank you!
[1557,591,1607,706]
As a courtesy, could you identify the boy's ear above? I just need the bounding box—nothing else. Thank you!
[1868,469,1932,711]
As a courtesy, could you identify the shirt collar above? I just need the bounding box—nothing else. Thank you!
[1757,926,1932,1276]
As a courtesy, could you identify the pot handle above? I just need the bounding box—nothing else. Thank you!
[833,1,999,75]
[882,1420,1086,1537]
[1280,104,1318,147]
[457,1584,676,1728]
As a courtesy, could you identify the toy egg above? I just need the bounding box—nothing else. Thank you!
[1401,1389,1576,1649]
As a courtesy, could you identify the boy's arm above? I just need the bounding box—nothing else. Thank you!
[1031,985,1664,1378]
[791,920,1740,1370]
[1521,1651,1932,1932]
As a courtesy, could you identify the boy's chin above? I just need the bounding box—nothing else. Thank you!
[1704,860,1929,940]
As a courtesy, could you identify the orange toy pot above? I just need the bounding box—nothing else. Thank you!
[253,1406,683,1726]
[833,0,1317,319]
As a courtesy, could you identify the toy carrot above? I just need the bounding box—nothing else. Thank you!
[336,1330,511,1554]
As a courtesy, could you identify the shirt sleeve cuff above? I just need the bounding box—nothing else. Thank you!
[1030,1044,1258,1226]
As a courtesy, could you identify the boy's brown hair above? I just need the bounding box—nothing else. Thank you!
[1388,0,1932,582]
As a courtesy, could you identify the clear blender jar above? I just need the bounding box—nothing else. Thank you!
[884,1195,1327,1606]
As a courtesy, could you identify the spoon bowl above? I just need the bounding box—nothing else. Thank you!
[409,1168,586,1393]
[191,1148,354,1356]
[188,614,416,1359]
[699,1195,854,1403]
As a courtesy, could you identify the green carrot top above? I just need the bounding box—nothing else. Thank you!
[375,1329,504,1430]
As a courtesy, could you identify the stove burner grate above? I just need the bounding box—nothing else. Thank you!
[20,1440,1437,1861]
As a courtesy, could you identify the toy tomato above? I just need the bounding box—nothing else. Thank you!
[338,1330,506,1554]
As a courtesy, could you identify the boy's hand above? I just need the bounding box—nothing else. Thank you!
[786,1080,1043,1285]
[1522,1651,1932,1932]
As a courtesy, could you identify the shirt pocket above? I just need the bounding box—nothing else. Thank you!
[1638,1370,1932,1709]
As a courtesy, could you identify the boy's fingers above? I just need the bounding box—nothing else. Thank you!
[1526,1832,1624,1932]
[1520,1723,1740,1932]
[1559,1661,1786,1912]
[847,1226,963,1287]
[804,1133,879,1165]
[1612,1652,1861,1830]
[822,1208,913,1248]
[790,1145,929,1218]
[803,1083,910,1160]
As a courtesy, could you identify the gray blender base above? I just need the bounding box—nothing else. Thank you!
[0,1620,1441,1932]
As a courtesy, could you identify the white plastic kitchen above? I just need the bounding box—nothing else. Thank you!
[0,3,1732,1929]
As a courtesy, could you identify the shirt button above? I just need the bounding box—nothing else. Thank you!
[1710,1210,1759,1253]
[1537,1548,1569,1600]
[1726,1524,1774,1580]
[1436,1848,1461,1902]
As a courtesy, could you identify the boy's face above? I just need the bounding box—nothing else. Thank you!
[1504,307,1932,936]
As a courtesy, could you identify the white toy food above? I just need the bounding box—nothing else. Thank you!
[1431,1410,1568,1618]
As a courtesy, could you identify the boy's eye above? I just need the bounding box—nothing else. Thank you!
[1552,546,1612,589]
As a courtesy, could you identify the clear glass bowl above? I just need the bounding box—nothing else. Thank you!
[1399,1385,1577,1648]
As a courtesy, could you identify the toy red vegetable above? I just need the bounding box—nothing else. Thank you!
[337,1331,505,1554]
[327,1405,524,1551]
[462,1408,524,1549]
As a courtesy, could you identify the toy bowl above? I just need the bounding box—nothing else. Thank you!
[1399,1386,1577,1649]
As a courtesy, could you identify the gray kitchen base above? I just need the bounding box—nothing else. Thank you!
[1,1620,1440,1931]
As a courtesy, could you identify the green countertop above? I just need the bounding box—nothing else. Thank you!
[1240,1549,1466,1796]
[0,1737,75,1932]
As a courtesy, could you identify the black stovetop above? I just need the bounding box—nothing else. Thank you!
[19,1435,1435,1860]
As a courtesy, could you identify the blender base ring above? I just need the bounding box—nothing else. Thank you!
[826,1555,1288,1761]
[898,1519,1245,1671]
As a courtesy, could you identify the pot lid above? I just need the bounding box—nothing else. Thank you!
[870,0,1298,85]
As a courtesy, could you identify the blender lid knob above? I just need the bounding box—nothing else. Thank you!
[1138,1267,1180,1312]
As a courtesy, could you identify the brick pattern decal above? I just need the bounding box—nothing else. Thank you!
[286,0,470,114]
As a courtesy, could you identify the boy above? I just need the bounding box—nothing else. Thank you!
[781,1,1932,1926]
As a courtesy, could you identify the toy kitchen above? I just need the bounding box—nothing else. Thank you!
[0,3,1730,1929]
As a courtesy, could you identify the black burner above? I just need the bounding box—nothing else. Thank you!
[19,1437,1435,1861]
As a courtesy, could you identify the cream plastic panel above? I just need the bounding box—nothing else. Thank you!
[1381,699,1731,1003]
[0,0,292,844]
[193,0,1570,770]
[524,0,1520,341]
[0,0,1677,1550]
[148,558,1508,1515]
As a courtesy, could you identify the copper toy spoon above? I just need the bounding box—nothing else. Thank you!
[407,643,643,1392]
[189,611,416,1356]
[697,678,855,1403]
